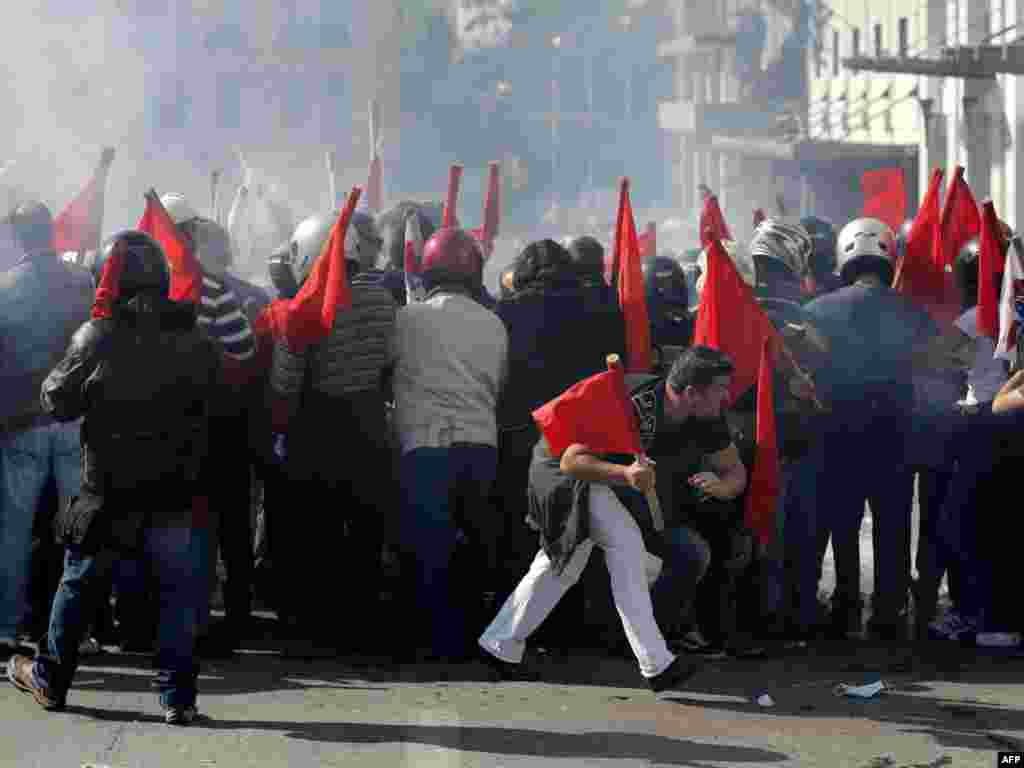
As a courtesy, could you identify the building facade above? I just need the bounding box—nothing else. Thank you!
[825,0,1024,230]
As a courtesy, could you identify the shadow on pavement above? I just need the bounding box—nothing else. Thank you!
[60,707,792,765]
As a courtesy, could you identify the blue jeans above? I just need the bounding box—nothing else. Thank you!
[652,524,711,631]
[33,526,202,708]
[0,420,82,641]
[818,399,914,619]
[399,444,498,658]
[782,453,821,630]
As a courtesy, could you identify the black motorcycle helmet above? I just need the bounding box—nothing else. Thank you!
[954,237,980,312]
[800,215,837,277]
[93,230,171,302]
[5,200,54,255]
[642,254,688,306]
[567,236,605,282]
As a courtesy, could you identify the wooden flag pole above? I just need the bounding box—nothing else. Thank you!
[607,353,664,531]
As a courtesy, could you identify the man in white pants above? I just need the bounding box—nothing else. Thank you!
[479,346,747,692]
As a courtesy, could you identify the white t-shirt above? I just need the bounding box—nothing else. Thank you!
[955,307,1008,405]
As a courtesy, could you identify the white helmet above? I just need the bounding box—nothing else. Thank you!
[159,193,200,226]
[276,210,382,292]
[836,217,896,282]
[749,217,814,283]
[695,239,756,298]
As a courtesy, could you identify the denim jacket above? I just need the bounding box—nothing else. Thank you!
[0,251,94,434]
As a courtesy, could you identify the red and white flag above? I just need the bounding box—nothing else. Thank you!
[996,237,1024,361]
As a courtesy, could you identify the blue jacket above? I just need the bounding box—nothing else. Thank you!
[1,251,94,432]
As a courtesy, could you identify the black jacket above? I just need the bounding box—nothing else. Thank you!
[41,298,221,551]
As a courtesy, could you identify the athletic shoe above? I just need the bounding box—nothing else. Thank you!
[164,705,198,726]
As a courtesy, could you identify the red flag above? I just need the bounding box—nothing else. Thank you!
[977,200,1004,339]
[638,222,656,260]
[614,178,653,373]
[699,191,732,250]
[532,364,642,458]
[137,190,202,304]
[937,166,981,283]
[753,208,767,229]
[90,241,124,320]
[693,236,779,404]
[861,167,907,233]
[481,161,500,243]
[744,338,780,547]
[262,186,361,353]
[442,164,463,227]
[53,148,114,257]
[894,168,949,322]
[996,236,1024,360]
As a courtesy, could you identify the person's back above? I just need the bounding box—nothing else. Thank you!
[394,290,507,451]
[0,207,93,433]
[496,240,623,432]
[9,230,219,724]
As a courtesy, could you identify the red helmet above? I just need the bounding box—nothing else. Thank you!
[420,227,483,283]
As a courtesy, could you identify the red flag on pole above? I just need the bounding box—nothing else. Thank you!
[936,166,981,285]
[532,363,642,458]
[861,167,907,233]
[996,236,1024,361]
[90,239,125,320]
[481,161,500,243]
[614,178,653,373]
[261,186,361,353]
[442,164,463,227]
[53,148,114,258]
[744,337,781,548]
[699,189,732,250]
[693,235,779,404]
[137,190,202,304]
[977,199,1005,339]
[894,168,950,322]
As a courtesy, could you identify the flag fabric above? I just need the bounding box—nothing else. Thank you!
[929,166,980,323]
[861,167,907,233]
[137,191,202,304]
[614,178,653,373]
[53,150,114,258]
[744,337,780,548]
[753,208,767,229]
[693,235,779,404]
[532,364,642,458]
[699,192,732,250]
[403,212,427,303]
[996,236,1024,361]
[638,222,656,260]
[261,186,361,354]
[481,161,500,243]
[442,164,463,227]
[90,242,124,320]
[894,168,951,323]
[977,200,1004,340]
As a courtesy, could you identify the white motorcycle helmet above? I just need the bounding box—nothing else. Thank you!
[270,210,381,296]
[836,217,897,284]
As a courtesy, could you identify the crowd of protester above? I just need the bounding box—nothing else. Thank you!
[2,179,1022,723]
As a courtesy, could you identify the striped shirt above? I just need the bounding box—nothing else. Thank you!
[197,275,256,361]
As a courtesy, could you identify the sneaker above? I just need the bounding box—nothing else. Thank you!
[647,657,701,693]
[164,705,198,726]
[928,611,980,641]
[79,637,102,656]
[477,647,539,682]
[976,632,1022,648]
[6,655,64,711]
